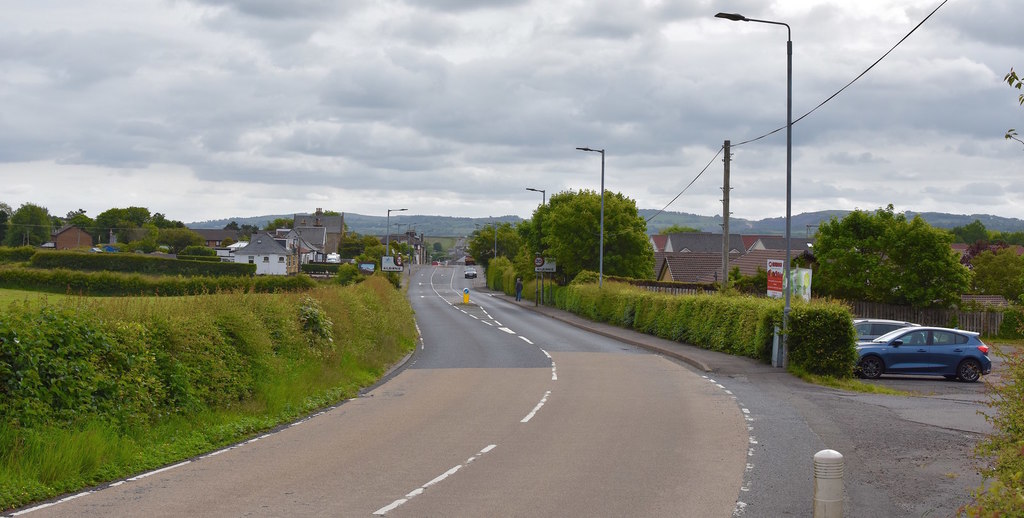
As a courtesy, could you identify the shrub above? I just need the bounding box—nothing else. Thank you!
[0,246,37,264]
[0,266,313,296]
[179,246,216,257]
[553,281,856,375]
[336,263,361,286]
[29,251,255,277]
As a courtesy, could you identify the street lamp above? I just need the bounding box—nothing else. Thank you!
[526,187,546,304]
[386,208,407,256]
[716,11,792,368]
[576,147,605,288]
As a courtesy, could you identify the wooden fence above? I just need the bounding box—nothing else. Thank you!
[849,301,1005,336]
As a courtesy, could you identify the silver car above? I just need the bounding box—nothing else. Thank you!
[854,318,920,341]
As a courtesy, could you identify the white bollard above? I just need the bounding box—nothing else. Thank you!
[813,449,844,518]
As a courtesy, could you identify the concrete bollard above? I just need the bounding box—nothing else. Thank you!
[813,449,844,518]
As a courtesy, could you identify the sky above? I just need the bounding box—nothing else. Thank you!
[2,0,1021,226]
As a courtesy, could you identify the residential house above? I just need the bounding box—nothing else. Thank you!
[649,234,669,253]
[51,225,92,250]
[232,232,297,275]
[657,251,741,283]
[192,229,240,248]
[293,209,345,255]
[664,232,745,254]
[285,227,326,264]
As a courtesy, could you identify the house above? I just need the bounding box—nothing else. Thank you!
[656,252,740,283]
[51,225,92,250]
[232,232,297,275]
[285,228,326,264]
[664,232,744,254]
[649,234,669,253]
[192,229,240,248]
[293,209,345,255]
[725,249,803,278]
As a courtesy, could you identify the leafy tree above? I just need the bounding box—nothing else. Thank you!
[658,224,701,235]
[433,242,443,252]
[951,219,989,244]
[1006,68,1023,146]
[94,207,151,244]
[813,205,971,307]
[224,221,240,231]
[157,228,204,254]
[0,203,9,244]
[468,222,522,268]
[971,248,1024,301]
[150,212,185,229]
[180,245,217,257]
[537,190,653,281]
[338,234,382,259]
[264,218,293,231]
[239,224,259,238]
[4,203,52,247]
[65,209,94,232]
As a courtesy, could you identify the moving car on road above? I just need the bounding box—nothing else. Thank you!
[854,318,920,341]
[856,326,992,382]
[464,267,477,279]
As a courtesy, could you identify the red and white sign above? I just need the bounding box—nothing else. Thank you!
[766,259,784,299]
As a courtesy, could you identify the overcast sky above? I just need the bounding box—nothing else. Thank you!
[2,0,1021,225]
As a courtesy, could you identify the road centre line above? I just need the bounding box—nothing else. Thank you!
[519,336,533,344]
[498,327,515,334]
[521,391,551,423]
[373,445,497,515]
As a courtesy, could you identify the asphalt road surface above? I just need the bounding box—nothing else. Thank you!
[14,266,748,517]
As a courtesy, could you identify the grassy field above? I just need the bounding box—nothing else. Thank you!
[0,289,62,304]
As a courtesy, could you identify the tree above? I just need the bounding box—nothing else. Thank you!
[814,205,971,307]
[950,219,989,244]
[264,218,293,231]
[971,248,1024,301]
[468,222,522,268]
[224,221,240,231]
[658,224,701,235]
[537,190,653,281]
[94,207,151,244]
[157,228,203,254]
[4,203,52,247]
[65,209,94,232]
[0,203,10,244]
[1006,68,1023,146]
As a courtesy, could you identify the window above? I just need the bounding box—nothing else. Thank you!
[263,256,270,263]
[901,330,928,345]
[278,256,285,263]
[248,256,255,264]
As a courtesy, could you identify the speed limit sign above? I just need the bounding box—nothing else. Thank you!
[534,256,544,267]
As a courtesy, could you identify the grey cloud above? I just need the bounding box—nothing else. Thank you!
[825,151,887,165]
[400,0,528,13]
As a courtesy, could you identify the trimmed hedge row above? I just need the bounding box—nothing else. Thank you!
[552,280,857,377]
[0,266,315,296]
[0,247,36,264]
[302,263,341,274]
[175,255,223,263]
[30,251,256,277]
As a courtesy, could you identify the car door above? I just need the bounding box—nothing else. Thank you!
[885,329,932,373]
[928,330,967,376]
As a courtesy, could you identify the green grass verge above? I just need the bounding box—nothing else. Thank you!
[0,275,415,511]
[787,365,913,395]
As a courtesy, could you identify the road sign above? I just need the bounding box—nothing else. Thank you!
[535,258,556,273]
[381,256,403,272]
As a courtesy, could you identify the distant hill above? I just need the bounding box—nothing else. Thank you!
[189,209,1024,238]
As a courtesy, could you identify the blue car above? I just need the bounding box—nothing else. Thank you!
[856,326,992,382]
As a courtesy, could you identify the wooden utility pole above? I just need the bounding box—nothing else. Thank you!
[721,140,731,290]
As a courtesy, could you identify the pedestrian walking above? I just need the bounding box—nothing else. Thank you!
[515,277,523,301]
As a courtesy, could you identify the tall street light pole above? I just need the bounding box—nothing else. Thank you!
[576,147,605,288]
[716,12,792,367]
[386,208,407,256]
[526,187,546,303]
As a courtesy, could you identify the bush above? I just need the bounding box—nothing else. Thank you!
[553,281,857,375]
[0,266,314,296]
[179,246,216,257]
[335,263,361,286]
[29,250,255,277]
[0,246,37,264]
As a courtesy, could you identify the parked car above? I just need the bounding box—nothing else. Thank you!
[464,267,477,279]
[853,318,920,341]
[855,327,991,382]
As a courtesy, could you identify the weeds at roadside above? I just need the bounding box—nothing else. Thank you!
[788,365,913,396]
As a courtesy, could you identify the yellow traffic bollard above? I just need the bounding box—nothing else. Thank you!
[462,288,469,304]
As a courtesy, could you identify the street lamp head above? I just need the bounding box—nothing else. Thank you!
[576,147,604,154]
[715,12,747,21]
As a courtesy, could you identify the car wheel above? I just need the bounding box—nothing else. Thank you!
[858,356,884,379]
[956,359,982,383]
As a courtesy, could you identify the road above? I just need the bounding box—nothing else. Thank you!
[13,266,747,517]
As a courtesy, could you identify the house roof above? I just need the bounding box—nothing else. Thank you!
[290,227,328,248]
[726,249,802,278]
[665,232,744,254]
[51,225,90,237]
[658,251,738,283]
[650,234,669,253]
[233,232,290,255]
[748,236,815,252]
[293,211,344,233]
[961,294,1009,307]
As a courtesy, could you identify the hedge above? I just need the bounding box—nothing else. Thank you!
[0,247,36,264]
[552,279,857,377]
[0,266,315,296]
[175,255,223,263]
[302,263,341,275]
[29,251,256,277]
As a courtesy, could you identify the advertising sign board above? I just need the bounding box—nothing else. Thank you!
[766,259,784,299]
